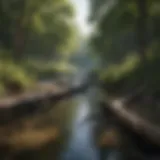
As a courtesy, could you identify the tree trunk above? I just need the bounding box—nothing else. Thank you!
[135,0,148,61]
[12,0,28,61]
[101,98,160,147]
[13,21,25,61]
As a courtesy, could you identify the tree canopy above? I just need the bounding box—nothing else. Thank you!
[89,0,160,65]
[0,0,78,60]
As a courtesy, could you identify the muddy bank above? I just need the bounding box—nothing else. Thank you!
[0,98,77,160]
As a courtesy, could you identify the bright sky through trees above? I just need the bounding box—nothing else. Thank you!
[70,0,92,35]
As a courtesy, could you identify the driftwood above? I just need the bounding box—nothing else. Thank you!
[0,83,89,125]
[101,97,160,147]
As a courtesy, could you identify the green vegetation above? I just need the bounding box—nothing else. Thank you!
[0,0,78,94]
[90,0,160,63]
[0,60,35,95]
[0,59,77,95]
[100,55,140,95]
[89,0,160,98]
[24,60,77,79]
[100,54,160,96]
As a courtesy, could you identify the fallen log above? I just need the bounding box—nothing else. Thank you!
[0,83,89,125]
[101,97,160,147]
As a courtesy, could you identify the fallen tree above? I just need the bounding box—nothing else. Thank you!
[100,96,160,148]
[0,83,89,125]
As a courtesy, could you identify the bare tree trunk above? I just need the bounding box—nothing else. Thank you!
[136,0,148,61]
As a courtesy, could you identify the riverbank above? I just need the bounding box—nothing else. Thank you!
[0,97,77,160]
[100,54,160,129]
[99,98,160,160]
[0,59,74,97]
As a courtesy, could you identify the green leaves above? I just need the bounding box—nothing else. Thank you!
[0,0,78,59]
[89,0,160,64]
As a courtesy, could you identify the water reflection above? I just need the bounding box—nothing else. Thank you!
[62,94,100,160]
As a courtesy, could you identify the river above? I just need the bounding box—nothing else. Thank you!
[60,62,122,160]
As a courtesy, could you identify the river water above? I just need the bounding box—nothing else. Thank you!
[37,55,160,160]
[61,86,100,160]
[59,61,160,160]
[60,60,122,160]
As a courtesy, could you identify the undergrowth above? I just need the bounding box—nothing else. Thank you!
[100,53,160,96]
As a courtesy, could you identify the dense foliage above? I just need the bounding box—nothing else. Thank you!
[89,0,160,97]
[0,0,78,94]
[0,0,78,59]
[89,0,160,64]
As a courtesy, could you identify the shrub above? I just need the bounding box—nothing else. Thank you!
[0,60,35,94]
[100,54,160,95]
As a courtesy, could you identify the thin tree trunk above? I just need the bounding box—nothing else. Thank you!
[135,0,148,61]
[13,21,25,61]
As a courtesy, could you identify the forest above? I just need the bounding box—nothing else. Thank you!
[0,0,78,95]
[0,0,160,160]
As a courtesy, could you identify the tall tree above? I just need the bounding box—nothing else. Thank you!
[89,0,160,64]
[0,0,77,60]
[135,0,149,60]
